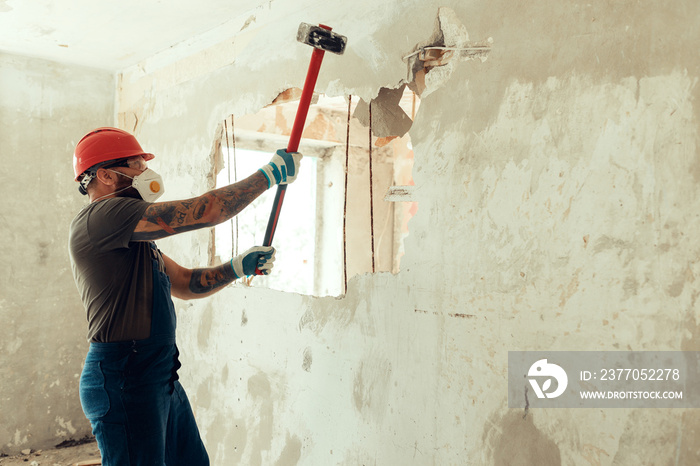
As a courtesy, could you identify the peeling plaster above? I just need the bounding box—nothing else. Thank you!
[247,372,275,465]
[274,433,302,466]
[352,357,392,423]
[482,410,562,465]
[404,7,492,98]
[353,84,413,138]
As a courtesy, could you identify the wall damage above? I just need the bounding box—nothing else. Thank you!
[100,0,700,464]
[404,7,492,97]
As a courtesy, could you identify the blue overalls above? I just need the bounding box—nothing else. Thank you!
[79,244,209,465]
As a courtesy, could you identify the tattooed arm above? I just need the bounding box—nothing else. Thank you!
[131,171,269,242]
[162,253,238,300]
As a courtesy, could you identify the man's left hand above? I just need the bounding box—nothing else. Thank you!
[231,246,276,278]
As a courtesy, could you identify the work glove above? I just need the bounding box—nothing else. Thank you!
[258,149,303,188]
[230,246,276,278]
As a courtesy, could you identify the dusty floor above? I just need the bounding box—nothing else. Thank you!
[0,441,101,466]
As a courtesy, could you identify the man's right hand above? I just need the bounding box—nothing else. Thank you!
[258,149,303,188]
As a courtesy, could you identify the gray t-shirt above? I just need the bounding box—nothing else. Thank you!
[69,197,161,343]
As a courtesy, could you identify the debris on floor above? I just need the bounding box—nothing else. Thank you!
[0,439,100,466]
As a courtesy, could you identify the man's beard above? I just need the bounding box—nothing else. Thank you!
[113,174,143,200]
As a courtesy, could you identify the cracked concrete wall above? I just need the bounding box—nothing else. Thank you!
[117,0,700,464]
[0,53,114,454]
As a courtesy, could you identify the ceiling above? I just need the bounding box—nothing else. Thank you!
[0,0,268,71]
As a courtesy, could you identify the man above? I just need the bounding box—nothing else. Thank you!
[68,127,302,465]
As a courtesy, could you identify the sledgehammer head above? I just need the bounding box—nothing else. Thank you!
[297,23,347,55]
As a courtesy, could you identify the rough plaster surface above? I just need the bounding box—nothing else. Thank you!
[0,53,114,455]
[115,0,700,464]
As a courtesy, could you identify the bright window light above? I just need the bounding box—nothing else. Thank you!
[214,148,317,295]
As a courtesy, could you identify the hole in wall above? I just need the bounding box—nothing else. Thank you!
[210,87,419,297]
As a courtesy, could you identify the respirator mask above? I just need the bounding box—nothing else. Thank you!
[109,168,165,202]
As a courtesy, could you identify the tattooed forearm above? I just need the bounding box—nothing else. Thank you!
[193,198,208,220]
[132,171,268,241]
[209,173,269,221]
[188,262,237,295]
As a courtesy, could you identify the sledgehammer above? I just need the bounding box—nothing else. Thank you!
[256,23,347,275]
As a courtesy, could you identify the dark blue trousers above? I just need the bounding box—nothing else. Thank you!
[80,245,209,465]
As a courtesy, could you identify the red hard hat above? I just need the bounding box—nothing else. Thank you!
[73,127,154,180]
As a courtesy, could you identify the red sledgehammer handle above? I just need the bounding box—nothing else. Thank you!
[255,25,331,275]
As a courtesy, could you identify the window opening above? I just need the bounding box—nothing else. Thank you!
[214,146,317,295]
[211,89,418,297]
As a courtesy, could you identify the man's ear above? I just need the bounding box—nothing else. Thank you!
[95,167,118,186]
